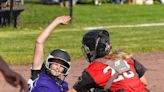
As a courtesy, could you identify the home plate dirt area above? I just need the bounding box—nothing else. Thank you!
[0,51,164,92]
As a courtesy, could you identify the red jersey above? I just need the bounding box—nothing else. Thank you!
[86,57,147,92]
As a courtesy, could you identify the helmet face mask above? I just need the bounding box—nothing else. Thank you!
[48,62,69,77]
[81,44,95,63]
[82,29,111,63]
[45,49,71,78]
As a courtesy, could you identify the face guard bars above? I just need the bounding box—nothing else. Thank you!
[45,54,70,76]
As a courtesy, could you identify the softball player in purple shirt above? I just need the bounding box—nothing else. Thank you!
[27,16,71,92]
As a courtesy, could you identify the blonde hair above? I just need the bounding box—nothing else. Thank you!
[108,48,133,60]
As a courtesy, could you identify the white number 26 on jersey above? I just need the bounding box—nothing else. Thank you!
[103,65,135,82]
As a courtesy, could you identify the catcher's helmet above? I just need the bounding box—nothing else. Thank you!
[45,49,71,76]
[81,29,111,63]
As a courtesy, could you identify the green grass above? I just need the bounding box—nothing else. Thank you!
[0,3,164,64]
[15,3,164,29]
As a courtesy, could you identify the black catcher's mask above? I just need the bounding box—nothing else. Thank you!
[81,29,110,63]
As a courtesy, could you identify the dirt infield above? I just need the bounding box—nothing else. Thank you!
[0,51,164,92]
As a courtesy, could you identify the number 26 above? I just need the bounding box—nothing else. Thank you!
[103,66,135,82]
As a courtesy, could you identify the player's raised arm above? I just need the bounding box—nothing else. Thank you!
[28,16,71,92]
[32,16,71,70]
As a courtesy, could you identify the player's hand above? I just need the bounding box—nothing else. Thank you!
[3,69,27,92]
[54,16,71,25]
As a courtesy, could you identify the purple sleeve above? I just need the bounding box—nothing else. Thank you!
[62,81,69,91]
[32,86,51,92]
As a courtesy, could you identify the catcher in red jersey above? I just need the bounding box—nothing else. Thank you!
[68,29,148,92]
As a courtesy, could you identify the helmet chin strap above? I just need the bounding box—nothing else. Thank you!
[46,63,68,82]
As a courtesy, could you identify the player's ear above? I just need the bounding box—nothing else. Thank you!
[108,44,112,50]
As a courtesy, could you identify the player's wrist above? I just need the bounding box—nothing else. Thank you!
[30,69,41,80]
